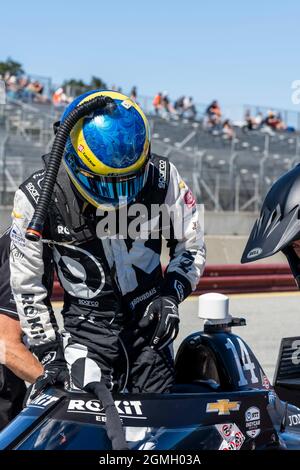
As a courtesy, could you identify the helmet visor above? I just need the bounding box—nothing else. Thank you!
[64,151,149,207]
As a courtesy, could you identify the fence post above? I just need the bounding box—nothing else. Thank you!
[234,175,240,212]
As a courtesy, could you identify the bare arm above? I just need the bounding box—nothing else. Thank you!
[0,314,43,383]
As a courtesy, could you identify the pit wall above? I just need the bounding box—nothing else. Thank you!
[0,207,286,265]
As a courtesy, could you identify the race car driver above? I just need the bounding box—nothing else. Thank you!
[241,163,300,283]
[10,90,206,398]
[0,229,43,430]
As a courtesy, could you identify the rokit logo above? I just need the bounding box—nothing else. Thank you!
[245,406,261,438]
[30,393,59,408]
[158,160,167,189]
[21,293,47,341]
[57,225,70,235]
[68,399,144,417]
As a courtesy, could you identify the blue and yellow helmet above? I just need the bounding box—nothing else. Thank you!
[61,90,151,209]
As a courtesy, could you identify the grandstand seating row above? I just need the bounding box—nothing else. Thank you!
[0,101,299,211]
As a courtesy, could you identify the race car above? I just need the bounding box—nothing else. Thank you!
[0,293,300,451]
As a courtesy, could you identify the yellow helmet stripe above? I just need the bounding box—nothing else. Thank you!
[69,90,150,176]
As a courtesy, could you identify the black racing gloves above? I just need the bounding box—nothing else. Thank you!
[25,338,69,405]
[139,296,180,350]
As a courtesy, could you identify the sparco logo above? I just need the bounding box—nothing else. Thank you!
[41,351,56,365]
[247,247,262,259]
[78,299,99,307]
[26,182,40,203]
[68,399,143,416]
[158,160,167,189]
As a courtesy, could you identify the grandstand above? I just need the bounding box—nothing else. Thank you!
[151,115,300,211]
[0,96,299,215]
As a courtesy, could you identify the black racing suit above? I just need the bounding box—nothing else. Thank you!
[10,154,206,393]
[0,230,26,430]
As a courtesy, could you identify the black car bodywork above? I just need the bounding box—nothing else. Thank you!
[1,321,300,450]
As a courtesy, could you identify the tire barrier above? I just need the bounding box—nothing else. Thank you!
[195,263,296,294]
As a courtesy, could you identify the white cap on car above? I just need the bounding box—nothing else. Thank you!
[198,293,231,324]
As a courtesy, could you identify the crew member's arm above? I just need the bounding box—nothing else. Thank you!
[162,162,206,302]
[0,313,43,382]
[10,189,59,359]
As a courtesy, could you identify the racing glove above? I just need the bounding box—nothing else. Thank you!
[139,296,180,350]
[25,337,70,405]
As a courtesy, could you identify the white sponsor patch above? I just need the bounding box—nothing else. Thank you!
[247,247,262,259]
[216,423,245,450]
[121,100,132,109]
[245,406,261,438]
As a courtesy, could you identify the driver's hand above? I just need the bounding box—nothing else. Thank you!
[139,296,180,350]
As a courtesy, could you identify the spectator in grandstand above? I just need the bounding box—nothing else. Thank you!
[183,96,197,120]
[52,87,71,108]
[153,92,163,114]
[174,96,185,116]
[5,75,18,99]
[206,100,222,127]
[254,111,263,128]
[162,91,170,112]
[18,76,29,90]
[244,109,254,130]
[264,110,286,131]
[162,91,176,116]
[130,86,138,102]
[24,80,44,102]
[222,119,234,139]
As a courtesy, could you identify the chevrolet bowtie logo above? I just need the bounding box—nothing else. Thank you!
[206,399,241,415]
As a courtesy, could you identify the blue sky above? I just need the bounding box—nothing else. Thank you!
[1,0,300,114]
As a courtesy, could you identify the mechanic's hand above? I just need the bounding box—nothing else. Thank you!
[139,296,180,350]
[24,341,70,406]
[25,363,70,405]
